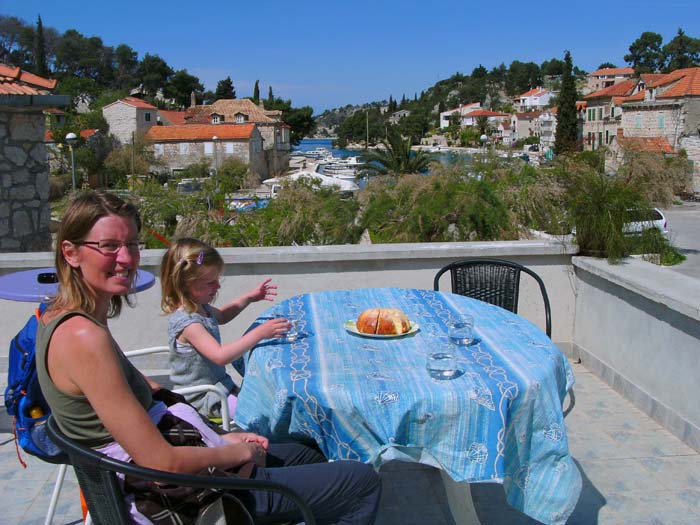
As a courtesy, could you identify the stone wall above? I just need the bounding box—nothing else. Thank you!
[621,103,682,146]
[0,107,51,252]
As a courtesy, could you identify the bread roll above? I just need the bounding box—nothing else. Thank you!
[356,308,411,335]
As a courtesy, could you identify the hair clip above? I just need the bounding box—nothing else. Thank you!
[196,250,205,265]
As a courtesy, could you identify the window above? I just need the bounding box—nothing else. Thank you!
[598,108,603,120]
[635,116,642,129]
[606,130,609,144]
[610,107,615,118]
[235,114,245,124]
[145,112,151,122]
[212,115,220,124]
[598,132,603,147]
[657,115,665,129]
[179,143,189,155]
[154,144,163,156]
[225,143,234,154]
[204,142,213,155]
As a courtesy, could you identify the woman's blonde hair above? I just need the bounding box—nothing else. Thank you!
[160,238,224,314]
[53,190,141,318]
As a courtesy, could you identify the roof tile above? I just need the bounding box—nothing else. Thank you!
[585,79,638,99]
[0,63,57,95]
[146,123,256,141]
[618,135,674,154]
[589,67,635,77]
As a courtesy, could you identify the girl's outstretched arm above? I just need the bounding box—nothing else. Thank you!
[181,317,290,365]
[213,278,278,324]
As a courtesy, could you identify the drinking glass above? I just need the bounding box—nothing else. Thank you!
[282,314,300,341]
[448,314,474,346]
[426,351,458,380]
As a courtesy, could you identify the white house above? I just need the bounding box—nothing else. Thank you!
[439,102,481,128]
[102,97,158,144]
[515,87,553,112]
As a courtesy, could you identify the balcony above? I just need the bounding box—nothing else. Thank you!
[2,240,699,523]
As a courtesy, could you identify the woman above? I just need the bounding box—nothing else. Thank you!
[36,191,380,524]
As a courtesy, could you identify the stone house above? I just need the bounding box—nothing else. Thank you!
[102,96,158,145]
[0,64,69,252]
[583,79,638,151]
[605,131,675,175]
[620,67,700,190]
[145,123,267,180]
[439,102,481,129]
[585,67,635,95]
[388,109,411,124]
[515,87,553,112]
[184,98,290,177]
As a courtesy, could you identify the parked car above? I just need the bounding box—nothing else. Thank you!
[527,144,540,152]
[623,208,668,236]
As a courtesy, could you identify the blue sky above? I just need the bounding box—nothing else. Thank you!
[3,0,698,114]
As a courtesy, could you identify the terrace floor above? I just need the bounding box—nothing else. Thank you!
[1,363,699,524]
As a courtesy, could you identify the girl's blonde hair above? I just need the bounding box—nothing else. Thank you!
[160,238,224,314]
[53,190,141,318]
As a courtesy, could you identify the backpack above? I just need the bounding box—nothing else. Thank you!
[4,303,66,465]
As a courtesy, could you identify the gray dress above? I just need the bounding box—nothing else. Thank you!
[167,305,236,418]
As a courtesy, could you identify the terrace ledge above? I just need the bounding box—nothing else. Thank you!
[573,256,700,322]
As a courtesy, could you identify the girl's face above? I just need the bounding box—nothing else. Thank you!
[63,214,140,303]
[189,264,221,306]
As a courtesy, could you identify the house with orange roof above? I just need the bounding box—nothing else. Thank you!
[0,64,69,252]
[585,67,635,94]
[619,67,700,189]
[510,111,543,143]
[101,96,159,145]
[438,102,481,129]
[184,98,289,176]
[461,109,510,128]
[515,87,553,112]
[145,123,267,179]
[583,79,640,151]
[158,109,188,126]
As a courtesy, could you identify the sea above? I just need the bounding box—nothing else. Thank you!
[293,138,473,168]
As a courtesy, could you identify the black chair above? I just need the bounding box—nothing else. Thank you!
[433,258,552,338]
[46,417,316,525]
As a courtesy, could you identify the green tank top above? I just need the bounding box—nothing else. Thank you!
[36,310,154,448]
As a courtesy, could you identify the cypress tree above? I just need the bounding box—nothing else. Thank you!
[253,80,260,103]
[554,50,579,155]
[34,15,49,77]
[268,86,274,103]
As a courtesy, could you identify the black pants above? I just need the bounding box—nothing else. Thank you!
[250,442,381,525]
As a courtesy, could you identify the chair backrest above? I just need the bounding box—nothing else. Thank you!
[46,417,317,525]
[433,258,552,338]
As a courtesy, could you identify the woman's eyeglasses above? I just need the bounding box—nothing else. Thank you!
[76,240,141,254]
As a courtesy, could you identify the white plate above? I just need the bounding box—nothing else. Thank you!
[343,320,419,339]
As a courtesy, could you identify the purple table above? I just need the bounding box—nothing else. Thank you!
[0,267,155,302]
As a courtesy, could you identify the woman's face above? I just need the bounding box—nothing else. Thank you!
[189,265,221,306]
[64,214,140,302]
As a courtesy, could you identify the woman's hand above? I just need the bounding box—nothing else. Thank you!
[247,278,277,303]
[256,318,290,340]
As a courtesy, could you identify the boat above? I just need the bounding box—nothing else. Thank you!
[302,148,333,160]
[263,170,360,195]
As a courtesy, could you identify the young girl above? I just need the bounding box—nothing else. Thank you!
[37,191,381,524]
[160,238,289,420]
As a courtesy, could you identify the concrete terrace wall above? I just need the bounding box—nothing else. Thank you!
[0,107,51,252]
[572,257,700,451]
[0,240,578,356]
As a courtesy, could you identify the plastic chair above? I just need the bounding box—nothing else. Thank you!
[433,257,552,338]
[46,417,316,525]
[45,346,231,525]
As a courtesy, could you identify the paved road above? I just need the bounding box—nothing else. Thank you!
[662,201,700,279]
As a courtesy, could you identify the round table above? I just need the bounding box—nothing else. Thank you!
[0,268,156,302]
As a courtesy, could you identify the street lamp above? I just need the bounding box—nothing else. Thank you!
[480,134,488,157]
[212,136,219,187]
[66,132,78,191]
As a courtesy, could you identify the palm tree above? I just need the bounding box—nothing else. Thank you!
[362,134,433,177]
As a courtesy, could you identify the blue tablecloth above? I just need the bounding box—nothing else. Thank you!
[236,288,581,524]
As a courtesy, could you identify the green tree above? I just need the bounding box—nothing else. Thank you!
[554,51,578,155]
[33,15,48,76]
[597,62,617,69]
[137,53,173,97]
[362,133,434,176]
[114,44,138,89]
[663,28,700,72]
[267,86,274,104]
[253,79,260,103]
[540,58,564,77]
[624,31,664,73]
[265,96,316,146]
[214,76,235,100]
[165,69,204,108]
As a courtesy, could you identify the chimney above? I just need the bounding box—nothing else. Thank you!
[190,91,196,108]
[156,115,163,126]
